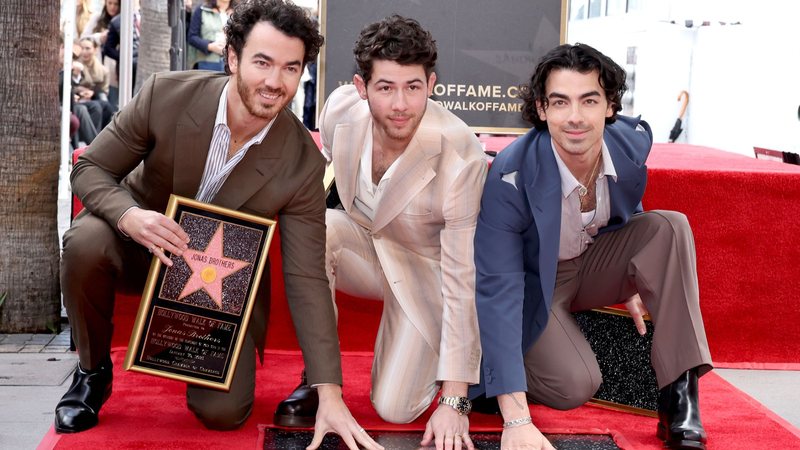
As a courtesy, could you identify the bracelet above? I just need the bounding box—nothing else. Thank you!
[502,416,532,428]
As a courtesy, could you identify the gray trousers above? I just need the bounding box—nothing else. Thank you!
[524,210,713,410]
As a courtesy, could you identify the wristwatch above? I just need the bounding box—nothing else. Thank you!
[438,396,472,415]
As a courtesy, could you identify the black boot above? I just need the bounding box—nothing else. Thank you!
[273,370,318,428]
[55,357,113,433]
[657,368,707,449]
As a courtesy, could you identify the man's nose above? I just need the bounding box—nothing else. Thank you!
[263,68,281,89]
[567,104,584,123]
[391,91,408,111]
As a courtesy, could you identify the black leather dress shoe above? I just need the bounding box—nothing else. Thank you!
[54,358,113,433]
[273,371,318,428]
[657,367,707,449]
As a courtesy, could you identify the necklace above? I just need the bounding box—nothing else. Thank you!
[578,151,603,197]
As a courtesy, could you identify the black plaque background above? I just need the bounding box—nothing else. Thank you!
[574,309,659,414]
[320,0,565,132]
[131,201,271,385]
[139,307,238,380]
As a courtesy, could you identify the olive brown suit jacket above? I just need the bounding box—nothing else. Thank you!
[71,71,342,385]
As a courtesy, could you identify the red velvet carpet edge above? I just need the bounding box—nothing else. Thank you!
[41,349,800,450]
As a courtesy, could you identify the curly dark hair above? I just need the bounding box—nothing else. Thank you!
[353,15,437,84]
[223,0,323,74]
[520,43,627,130]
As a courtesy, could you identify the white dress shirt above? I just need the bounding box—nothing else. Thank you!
[353,125,405,222]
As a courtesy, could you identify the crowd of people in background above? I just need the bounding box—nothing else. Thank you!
[61,0,319,152]
[62,0,122,150]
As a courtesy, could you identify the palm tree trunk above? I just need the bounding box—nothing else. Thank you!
[0,1,62,332]
[135,0,172,93]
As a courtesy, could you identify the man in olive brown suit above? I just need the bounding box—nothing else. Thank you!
[55,2,382,449]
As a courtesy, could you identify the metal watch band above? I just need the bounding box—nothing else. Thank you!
[438,395,472,415]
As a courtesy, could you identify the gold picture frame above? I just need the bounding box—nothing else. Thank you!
[124,195,276,391]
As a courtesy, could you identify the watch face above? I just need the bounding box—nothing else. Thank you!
[440,396,472,414]
[457,397,472,415]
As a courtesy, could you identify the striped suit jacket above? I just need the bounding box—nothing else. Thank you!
[319,85,486,384]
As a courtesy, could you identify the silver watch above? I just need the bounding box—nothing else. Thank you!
[438,396,472,415]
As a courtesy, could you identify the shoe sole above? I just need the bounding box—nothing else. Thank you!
[273,413,316,428]
[657,423,707,450]
[55,418,98,434]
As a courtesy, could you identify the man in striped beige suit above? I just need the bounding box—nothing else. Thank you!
[273,15,487,450]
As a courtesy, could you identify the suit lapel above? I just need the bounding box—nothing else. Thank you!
[332,120,366,215]
[212,110,288,211]
[173,76,227,199]
[606,140,646,222]
[371,127,439,232]
[525,137,561,308]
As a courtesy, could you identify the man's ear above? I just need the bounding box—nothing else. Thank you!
[227,46,238,74]
[353,74,367,99]
[426,72,437,97]
[536,100,547,121]
[606,102,615,118]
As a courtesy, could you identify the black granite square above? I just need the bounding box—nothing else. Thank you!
[574,308,659,414]
[262,429,620,449]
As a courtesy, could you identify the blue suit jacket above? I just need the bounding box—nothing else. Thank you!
[470,115,653,398]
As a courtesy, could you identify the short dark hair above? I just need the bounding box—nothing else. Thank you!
[353,15,437,84]
[223,0,323,74]
[520,43,627,130]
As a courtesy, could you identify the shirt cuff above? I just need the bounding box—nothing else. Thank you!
[116,206,140,238]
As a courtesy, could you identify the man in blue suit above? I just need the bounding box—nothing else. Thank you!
[472,44,712,450]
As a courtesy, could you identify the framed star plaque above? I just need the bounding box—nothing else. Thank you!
[124,195,276,390]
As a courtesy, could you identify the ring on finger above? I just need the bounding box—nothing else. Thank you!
[359,427,366,433]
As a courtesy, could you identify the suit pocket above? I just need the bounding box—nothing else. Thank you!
[398,194,433,217]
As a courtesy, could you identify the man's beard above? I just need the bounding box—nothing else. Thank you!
[369,100,426,143]
[236,70,285,120]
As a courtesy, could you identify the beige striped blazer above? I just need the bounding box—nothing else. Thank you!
[319,85,486,384]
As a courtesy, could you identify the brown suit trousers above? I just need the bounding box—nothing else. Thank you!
[523,211,713,410]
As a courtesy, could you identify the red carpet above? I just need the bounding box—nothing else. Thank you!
[77,141,800,367]
[644,144,800,368]
[52,141,800,449]
[42,349,800,449]
[266,142,800,367]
